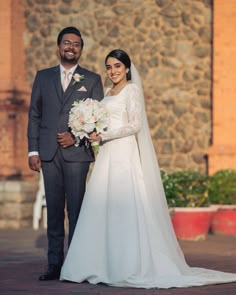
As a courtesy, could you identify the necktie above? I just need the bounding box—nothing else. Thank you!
[62,70,71,91]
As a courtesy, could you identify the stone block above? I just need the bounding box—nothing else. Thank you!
[0,180,37,228]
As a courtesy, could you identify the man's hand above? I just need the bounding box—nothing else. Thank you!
[29,155,41,172]
[57,132,76,148]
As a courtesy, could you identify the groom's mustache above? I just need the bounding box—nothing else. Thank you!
[64,49,76,54]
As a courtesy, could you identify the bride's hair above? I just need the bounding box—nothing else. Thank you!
[105,49,131,80]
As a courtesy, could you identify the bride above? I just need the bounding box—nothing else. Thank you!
[60,49,236,288]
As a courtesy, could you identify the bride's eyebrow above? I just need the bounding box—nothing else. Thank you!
[106,62,122,68]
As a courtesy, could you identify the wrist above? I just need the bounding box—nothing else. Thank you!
[98,135,102,142]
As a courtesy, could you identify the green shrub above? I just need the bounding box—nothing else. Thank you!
[208,170,236,204]
[161,170,210,208]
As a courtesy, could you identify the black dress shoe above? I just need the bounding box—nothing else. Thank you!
[39,265,61,281]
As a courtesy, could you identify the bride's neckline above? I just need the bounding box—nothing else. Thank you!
[106,82,130,97]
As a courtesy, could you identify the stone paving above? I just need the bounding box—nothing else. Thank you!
[0,229,236,295]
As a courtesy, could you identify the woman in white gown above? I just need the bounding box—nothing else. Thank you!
[60,49,236,289]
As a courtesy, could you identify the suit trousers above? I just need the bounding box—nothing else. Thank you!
[41,148,90,266]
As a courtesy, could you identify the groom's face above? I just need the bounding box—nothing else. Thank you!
[58,33,83,65]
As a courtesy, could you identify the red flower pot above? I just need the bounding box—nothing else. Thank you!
[171,208,214,241]
[211,206,236,235]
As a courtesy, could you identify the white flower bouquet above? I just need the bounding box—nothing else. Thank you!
[68,98,109,153]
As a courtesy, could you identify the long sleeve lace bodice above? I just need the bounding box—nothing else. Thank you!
[100,84,142,141]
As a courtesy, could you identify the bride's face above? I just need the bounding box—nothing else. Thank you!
[105,57,127,85]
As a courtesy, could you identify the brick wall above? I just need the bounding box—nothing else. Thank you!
[207,0,236,174]
[0,0,32,180]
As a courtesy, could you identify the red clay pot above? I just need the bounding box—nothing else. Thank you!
[211,207,236,235]
[171,208,214,241]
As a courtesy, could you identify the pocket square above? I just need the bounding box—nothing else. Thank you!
[78,86,87,92]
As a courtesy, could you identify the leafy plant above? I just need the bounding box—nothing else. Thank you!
[161,170,210,208]
[208,170,236,205]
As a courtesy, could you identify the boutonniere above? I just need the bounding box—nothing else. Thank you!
[73,73,85,85]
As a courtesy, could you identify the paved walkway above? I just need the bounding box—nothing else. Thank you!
[0,229,236,295]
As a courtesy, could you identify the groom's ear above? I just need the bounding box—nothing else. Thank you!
[56,47,60,58]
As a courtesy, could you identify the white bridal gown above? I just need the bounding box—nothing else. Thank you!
[60,83,236,289]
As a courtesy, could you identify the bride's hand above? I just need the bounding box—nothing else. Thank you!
[89,132,102,142]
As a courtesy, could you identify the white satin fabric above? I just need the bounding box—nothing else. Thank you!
[60,81,236,288]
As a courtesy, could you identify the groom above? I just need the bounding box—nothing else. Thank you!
[27,27,104,280]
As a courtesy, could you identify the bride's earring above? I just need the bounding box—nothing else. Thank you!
[126,69,130,80]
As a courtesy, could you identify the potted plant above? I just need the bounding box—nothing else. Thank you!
[208,170,236,235]
[161,170,215,241]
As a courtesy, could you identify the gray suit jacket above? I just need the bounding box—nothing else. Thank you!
[27,64,104,162]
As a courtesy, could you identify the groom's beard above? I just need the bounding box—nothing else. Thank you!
[61,51,79,64]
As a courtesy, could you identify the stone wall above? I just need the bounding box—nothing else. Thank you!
[24,0,212,173]
[0,180,37,228]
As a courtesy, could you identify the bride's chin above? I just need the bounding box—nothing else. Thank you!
[111,78,121,84]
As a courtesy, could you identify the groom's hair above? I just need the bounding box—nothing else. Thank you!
[57,26,84,49]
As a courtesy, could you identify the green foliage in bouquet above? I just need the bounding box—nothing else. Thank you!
[208,170,236,205]
[161,170,210,208]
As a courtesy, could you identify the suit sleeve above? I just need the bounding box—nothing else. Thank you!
[91,75,104,101]
[27,72,42,153]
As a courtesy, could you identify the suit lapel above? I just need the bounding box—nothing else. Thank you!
[52,66,64,102]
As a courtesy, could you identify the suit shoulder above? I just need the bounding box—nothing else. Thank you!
[36,65,59,76]
[80,67,101,78]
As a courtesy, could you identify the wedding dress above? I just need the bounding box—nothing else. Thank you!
[60,65,236,289]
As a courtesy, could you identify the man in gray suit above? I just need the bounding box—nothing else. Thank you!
[27,27,104,280]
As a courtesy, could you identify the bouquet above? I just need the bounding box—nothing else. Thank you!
[68,98,109,154]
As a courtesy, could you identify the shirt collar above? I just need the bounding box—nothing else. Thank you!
[60,64,78,75]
